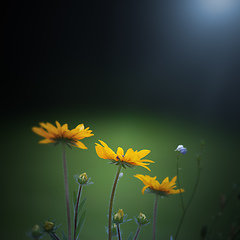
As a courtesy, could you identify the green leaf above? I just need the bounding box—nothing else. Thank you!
[127,232,134,240]
[77,197,87,220]
[62,230,67,240]
[76,209,86,238]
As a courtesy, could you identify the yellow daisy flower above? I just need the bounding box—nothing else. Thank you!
[32,121,93,149]
[134,174,184,196]
[95,140,154,171]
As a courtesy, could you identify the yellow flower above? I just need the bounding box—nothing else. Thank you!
[32,121,93,149]
[134,174,184,196]
[95,140,154,171]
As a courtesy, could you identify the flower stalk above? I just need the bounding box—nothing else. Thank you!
[74,184,82,240]
[49,232,61,240]
[108,164,122,240]
[116,224,122,240]
[134,226,141,240]
[176,152,185,211]
[174,144,203,240]
[61,143,72,240]
[152,194,159,240]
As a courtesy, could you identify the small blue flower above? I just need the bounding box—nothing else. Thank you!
[175,145,187,155]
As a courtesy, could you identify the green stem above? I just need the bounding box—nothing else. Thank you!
[152,194,159,240]
[117,224,122,240]
[50,232,61,240]
[175,154,202,240]
[62,143,72,240]
[176,153,185,211]
[134,226,141,240]
[108,164,122,240]
[74,184,82,240]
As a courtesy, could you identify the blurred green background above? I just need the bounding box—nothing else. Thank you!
[2,108,240,239]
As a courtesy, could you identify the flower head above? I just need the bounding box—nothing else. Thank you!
[78,173,88,184]
[75,172,93,186]
[27,225,44,239]
[134,174,184,196]
[135,212,150,226]
[32,121,93,149]
[175,145,187,155]
[43,221,55,233]
[95,140,154,171]
[113,209,124,224]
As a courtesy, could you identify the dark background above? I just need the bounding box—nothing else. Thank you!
[2,1,240,240]
[2,0,240,123]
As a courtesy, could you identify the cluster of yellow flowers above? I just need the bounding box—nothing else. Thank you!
[32,121,184,196]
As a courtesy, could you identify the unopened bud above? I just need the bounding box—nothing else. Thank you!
[78,173,88,185]
[113,209,124,224]
[136,212,150,226]
[43,221,55,232]
[31,225,43,239]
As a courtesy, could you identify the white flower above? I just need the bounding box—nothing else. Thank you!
[175,145,187,155]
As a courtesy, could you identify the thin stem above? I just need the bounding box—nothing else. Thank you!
[108,164,122,240]
[50,232,61,240]
[175,152,203,240]
[74,184,83,240]
[152,194,159,240]
[175,167,201,240]
[117,224,122,240]
[62,143,72,240]
[176,153,185,211]
[134,226,141,240]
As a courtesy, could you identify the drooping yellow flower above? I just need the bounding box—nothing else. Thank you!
[134,174,184,196]
[32,121,93,149]
[95,140,154,171]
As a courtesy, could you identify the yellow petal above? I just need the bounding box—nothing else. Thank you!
[137,150,151,158]
[32,127,49,138]
[39,139,55,144]
[95,145,109,159]
[117,147,124,156]
[76,124,84,131]
[55,121,61,129]
[124,148,134,159]
[142,185,149,195]
[73,141,87,149]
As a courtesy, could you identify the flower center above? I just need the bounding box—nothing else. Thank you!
[116,155,125,161]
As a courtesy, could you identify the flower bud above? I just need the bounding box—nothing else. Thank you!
[113,209,124,224]
[30,225,43,239]
[136,212,150,226]
[78,173,88,185]
[43,221,55,233]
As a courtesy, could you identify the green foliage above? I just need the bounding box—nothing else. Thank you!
[78,197,87,217]
[76,209,87,239]
[61,230,67,240]
[127,232,134,240]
